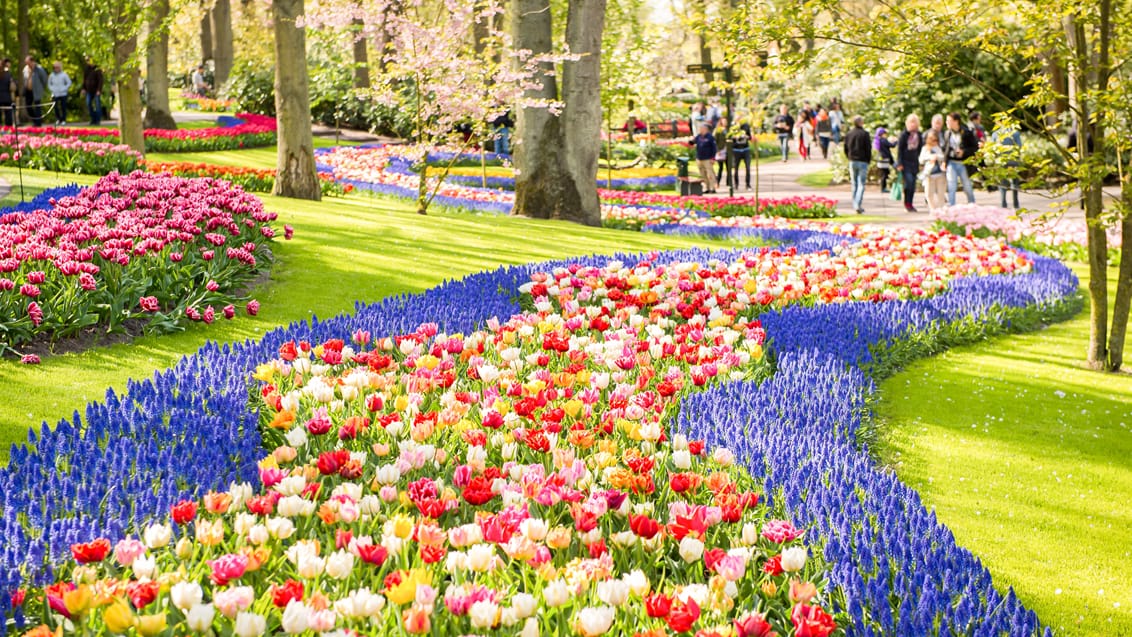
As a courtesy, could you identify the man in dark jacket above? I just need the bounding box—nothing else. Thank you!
[82,60,104,125]
[895,114,924,212]
[941,111,978,205]
[694,123,718,194]
[844,115,871,214]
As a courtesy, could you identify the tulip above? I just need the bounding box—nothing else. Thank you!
[102,598,135,634]
[136,613,167,637]
[679,537,705,563]
[781,547,807,573]
[186,604,216,632]
[575,606,616,637]
[170,581,204,611]
[234,612,267,637]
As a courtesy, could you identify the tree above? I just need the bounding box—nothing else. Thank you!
[144,0,178,130]
[307,0,555,215]
[351,16,369,89]
[211,0,234,89]
[511,0,606,226]
[272,0,321,200]
[200,0,213,64]
[709,0,1132,371]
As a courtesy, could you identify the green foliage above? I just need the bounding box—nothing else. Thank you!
[222,60,276,117]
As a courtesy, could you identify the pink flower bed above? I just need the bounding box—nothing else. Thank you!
[0,171,287,353]
[0,114,277,153]
[0,134,143,174]
[932,204,1122,254]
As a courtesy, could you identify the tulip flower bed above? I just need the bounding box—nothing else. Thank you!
[1,114,277,153]
[443,165,678,192]
[315,145,839,225]
[0,171,285,354]
[0,134,143,175]
[143,161,355,198]
[0,212,1079,636]
[932,204,1123,264]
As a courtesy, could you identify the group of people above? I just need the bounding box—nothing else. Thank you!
[692,117,754,193]
[772,100,845,162]
[0,56,105,127]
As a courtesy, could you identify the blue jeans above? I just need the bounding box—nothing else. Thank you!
[86,93,102,125]
[53,96,67,124]
[946,161,975,205]
[901,167,919,208]
[494,126,510,155]
[778,134,790,160]
[849,160,869,211]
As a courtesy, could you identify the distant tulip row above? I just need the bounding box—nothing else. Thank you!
[1,114,277,153]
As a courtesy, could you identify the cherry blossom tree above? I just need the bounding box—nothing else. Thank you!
[307,0,562,215]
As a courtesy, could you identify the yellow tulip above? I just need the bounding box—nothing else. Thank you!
[136,613,168,636]
[252,364,275,381]
[102,598,135,634]
[386,569,432,606]
[391,514,414,539]
[62,584,92,617]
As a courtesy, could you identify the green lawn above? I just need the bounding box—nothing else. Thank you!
[875,263,1132,636]
[0,167,728,461]
[147,137,346,169]
[798,168,834,188]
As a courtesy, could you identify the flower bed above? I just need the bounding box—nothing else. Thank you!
[0,171,287,354]
[443,165,678,192]
[316,145,840,225]
[0,210,1074,635]
[0,134,143,175]
[932,203,1123,264]
[0,114,277,153]
[143,161,354,197]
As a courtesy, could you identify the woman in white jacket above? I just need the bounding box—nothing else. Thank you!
[920,129,947,211]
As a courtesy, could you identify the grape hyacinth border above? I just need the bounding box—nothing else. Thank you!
[0,225,1078,636]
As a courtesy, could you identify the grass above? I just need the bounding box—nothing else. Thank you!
[0,166,731,462]
[875,262,1132,636]
[797,168,834,188]
[0,169,99,207]
[147,137,346,170]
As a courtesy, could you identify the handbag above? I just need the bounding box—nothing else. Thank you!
[890,179,903,201]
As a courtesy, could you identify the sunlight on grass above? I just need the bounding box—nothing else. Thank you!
[797,169,834,188]
[876,264,1132,636]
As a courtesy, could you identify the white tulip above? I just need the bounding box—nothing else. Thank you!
[132,554,157,580]
[543,580,569,607]
[672,450,692,470]
[596,579,630,607]
[186,603,216,632]
[679,537,705,563]
[781,546,807,572]
[469,600,499,629]
[142,523,172,549]
[280,600,310,634]
[247,525,270,545]
[276,476,306,497]
[233,612,266,637]
[170,581,203,611]
[466,543,495,572]
[624,570,651,596]
[520,617,539,637]
[285,427,308,448]
[575,606,616,637]
[512,593,537,619]
[266,516,296,539]
[325,550,355,580]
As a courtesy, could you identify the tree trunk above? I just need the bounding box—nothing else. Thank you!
[511,0,566,220]
[211,0,234,89]
[16,0,27,123]
[372,0,400,74]
[1110,197,1132,371]
[559,0,605,226]
[1065,12,1109,369]
[2,0,12,61]
[200,0,213,64]
[114,35,146,154]
[144,0,177,130]
[351,17,370,89]
[272,0,320,200]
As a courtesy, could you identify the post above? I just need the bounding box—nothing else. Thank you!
[724,66,734,197]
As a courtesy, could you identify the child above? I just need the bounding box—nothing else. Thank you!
[874,127,897,192]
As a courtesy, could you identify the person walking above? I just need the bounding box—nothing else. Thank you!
[690,103,706,135]
[828,101,844,143]
[694,123,719,194]
[895,114,923,212]
[0,59,14,127]
[797,110,814,160]
[773,104,794,162]
[82,60,103,125]
[714,117,731,189]
[48,61,71,125]
[920,130,948,211]
[22,56,48,126]
[730,121,753,190]
[873,127,896,192]
[816,108,832,158]
[941,111,978,205]
[844,115,872,214]
[992,125,1023,209]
